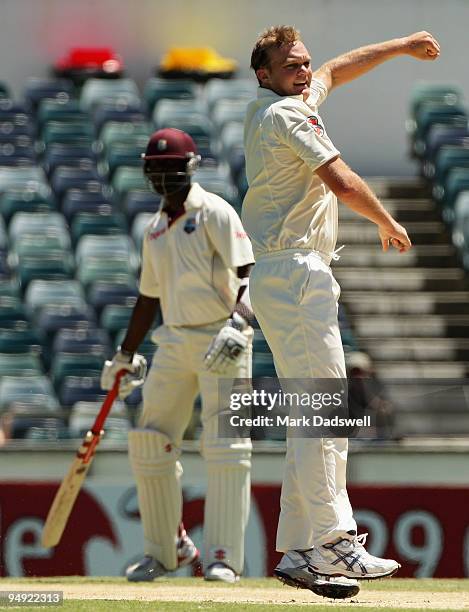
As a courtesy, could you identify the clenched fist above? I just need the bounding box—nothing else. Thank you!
[403,31,440,60]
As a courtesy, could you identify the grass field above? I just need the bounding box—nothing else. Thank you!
[0,577,467,611]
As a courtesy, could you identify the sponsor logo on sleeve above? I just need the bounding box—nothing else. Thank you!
[307,115,324,136]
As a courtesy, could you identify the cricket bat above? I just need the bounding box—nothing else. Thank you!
[41,370,126,548]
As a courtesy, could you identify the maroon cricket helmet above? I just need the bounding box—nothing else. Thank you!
[142,128,198,161]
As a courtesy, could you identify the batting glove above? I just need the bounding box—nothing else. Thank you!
[100,348,147,399]
[204,313,249,375]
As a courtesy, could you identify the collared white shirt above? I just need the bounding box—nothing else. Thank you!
[139,182,254,326]
[242,78,340,259]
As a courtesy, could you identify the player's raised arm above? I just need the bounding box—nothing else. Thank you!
[313,31,440,92]
[315,156,411,253]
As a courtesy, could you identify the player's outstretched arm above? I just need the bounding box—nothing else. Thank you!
[316,156,412,253]
[313,31,440,91]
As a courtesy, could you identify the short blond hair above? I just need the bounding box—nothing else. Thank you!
[250,25,301,72]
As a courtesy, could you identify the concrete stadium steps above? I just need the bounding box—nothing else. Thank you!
[339,199,439,223]
[334,244,457,268]
[343,292,469,315]
[335,267,467,291]
[374,361,469,379]
[360,338,469,362]
[350,315,469,338]
[338,220,448,244]
[365,177,427,199]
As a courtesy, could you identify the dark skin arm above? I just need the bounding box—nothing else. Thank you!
[120,294,161,354]
[234,263,254,323]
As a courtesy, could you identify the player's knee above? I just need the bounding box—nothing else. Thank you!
[202,439,252,469]
[128,429,182,475]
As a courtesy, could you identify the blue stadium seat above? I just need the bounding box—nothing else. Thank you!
[35,305,97,342]
[0,186,56,224]
[52,327,112,357]
[23,77,75,112]
[50,165,102,203]
[88,281,138,315]
[59,375,105,408]
[0,375,59,412]
[123,190,160,222]
[43,142,98,177]
[143,78,196,114]
[80,78,141,112]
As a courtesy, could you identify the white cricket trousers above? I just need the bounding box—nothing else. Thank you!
[137,322,252,574]
[249,249,357,550]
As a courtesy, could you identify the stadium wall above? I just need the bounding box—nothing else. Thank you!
[1,444,469,578]
[0,0,467,175]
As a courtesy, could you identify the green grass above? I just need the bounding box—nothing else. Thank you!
[0,603,464,612]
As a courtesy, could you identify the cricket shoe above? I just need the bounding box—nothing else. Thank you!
[204,562,239,584]
[126,526,200,582]
[308,532,400,580]
[274,549,359,599]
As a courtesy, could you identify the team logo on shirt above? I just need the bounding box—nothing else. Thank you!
[307,115,324,136]
[183,217,197,234]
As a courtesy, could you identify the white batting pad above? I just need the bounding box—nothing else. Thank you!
[203,441,252,575]
[128,429,183,570]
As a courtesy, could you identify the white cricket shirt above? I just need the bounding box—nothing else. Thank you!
[139,182,254,326]
[242,79,340,259]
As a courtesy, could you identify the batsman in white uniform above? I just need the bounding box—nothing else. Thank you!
[243,25,440,597]
[101,128,255,583]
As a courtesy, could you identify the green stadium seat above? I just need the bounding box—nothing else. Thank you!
[432,145,469,189]
[50,352,103,389]
[111,166,150,201]
[0,186,57,223]
[99,122,151,151]
[413,102,467,157]
[12,234,71,261]
[24,279,86,313]
[101,303,134,336]
[410,83,463,120]
[71,211,127,243]
[439,167,469,223]
[0,374,58,412]
[205,78,256,113]
[75,234,139,271]
[144,78,196,114]
[37,98,86,129]
[0,297,28,325]
[16,254,75,289]
[9,212,68,243]
[0,278,21,298]
[0,167,48,192]
[41,120,95,147]
[69,399,130,438]
[131,212,153,249]
[77,256,135,287]
[80,78,140,112]
[101,142,144,178]
[0,353,44,378]
[0,324,44,354]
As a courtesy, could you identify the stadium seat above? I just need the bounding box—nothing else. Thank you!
[0,166,48,192]
[204,78,256,113]
[52,327,112,357]
[24,279,85,314]
[37,98,86,129]
[211,100,248,134]
[4,405,66,439]
[75,234,139,270]
[0,186,56,223]
[0,353,44,379]
[100,304,134,336]
[0,324,44,354]
[123,190,160,222]
[438,167,469,223]
[452,215,469,270]
[143,78,197,114]
[412,102,467,158]
[88,281,138,315]
[101,143,145,179]
[112,166,150,200]
[0,297,28,325]
[0,375,59,412]
[12,233,71,259]
[131,213,153,249]
[409,83,463,120]
[432,145,469,192]
[62,185,113,221]
[41,120,95,147]
[94,103,145,136]
[99,122,151,151]
[71,211,127,243]
[23,77,75,112]
[453,191,469,224]
[50,352,103,389]
[77,257,135,287]
[9,211,68,242]
[59,375,105,408]
[152,98,206,127]
[0,216,7,250]
[0,278,21,298]
[43,142,98,177]
[50,165,102,203]
[16,254,75,289]
[68,399,129,438]
[80,78,140,112]
[35,305,97,342]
